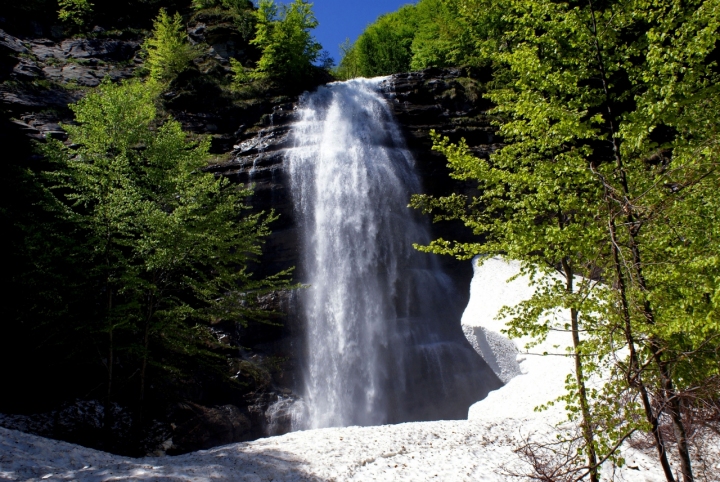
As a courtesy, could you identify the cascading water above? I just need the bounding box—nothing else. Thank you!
[287,77,501,430]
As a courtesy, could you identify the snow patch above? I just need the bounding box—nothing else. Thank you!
[0,257,673,481]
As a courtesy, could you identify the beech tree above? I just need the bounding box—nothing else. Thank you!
[57,0,94,28]
[412,0,719,480]
[44,78,292,429]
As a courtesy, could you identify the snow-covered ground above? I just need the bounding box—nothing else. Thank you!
[0,258,683,481]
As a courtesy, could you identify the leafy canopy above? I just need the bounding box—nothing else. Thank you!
[411,0,720,477]
[192,0,252,11]
[248,0,321,83]
[44,77,292,405]
[142,9,197,84]
[57,0,94,27]
[335,0,507,79]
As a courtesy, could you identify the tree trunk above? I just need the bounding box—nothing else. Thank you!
[561,259,599,482]
[138,298,153,428]
[628,244,695,482]
[607,216,676,482]
[103,289,115,441]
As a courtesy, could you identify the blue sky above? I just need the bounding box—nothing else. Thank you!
[309,0,418,63]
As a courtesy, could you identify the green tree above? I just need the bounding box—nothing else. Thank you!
[352,5,418,77]
[413,130,610,481]
[412,0,720,479]
[337,0,508,77]
[249,0,321,84]
[439,0,509,66]
[192,0,252,11]
[44,78,292,428]
[142,9,197,84]
[332,38,360,80]
[58,0,94,28]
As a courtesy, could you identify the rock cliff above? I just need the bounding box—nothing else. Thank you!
[215,67,500,290]
[1,21,498,452]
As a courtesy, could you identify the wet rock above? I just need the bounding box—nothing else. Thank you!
[263,395,305,436]
[41,61,135,87]
[12,58,42,80]
[50,26,65,39]
[0,29,28,54]
[9,118,43,140]
[207,67,498,288]
[380,67,499,282]
[57,63,101,86]
[30,39,64,61]
[0,400,133,452]
[188,23,207,42]
[170,402,252,453]
[60,38,140,61]
[0,84,81,111]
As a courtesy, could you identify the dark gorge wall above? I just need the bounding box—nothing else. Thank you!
[214,68,502,268]
[218,67,500,295]
[1,22,498,453]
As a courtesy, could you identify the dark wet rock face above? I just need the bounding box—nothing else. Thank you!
[0,28,140,141]
[169,402,253,454]
[196,67,501,439]
[217,67,498,289]
[0,401,134,453]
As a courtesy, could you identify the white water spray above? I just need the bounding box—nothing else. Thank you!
[287,78,500,430]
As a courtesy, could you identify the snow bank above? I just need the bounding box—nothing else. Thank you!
[0,257,671,481]
[462,256,571,424]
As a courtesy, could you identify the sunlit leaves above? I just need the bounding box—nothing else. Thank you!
[249,0,321,83]
[44,78,293,388]
[142,9,197,84]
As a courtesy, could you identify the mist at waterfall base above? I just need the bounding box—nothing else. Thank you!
[284,78,502,430]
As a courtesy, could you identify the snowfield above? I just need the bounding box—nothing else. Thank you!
[0,258,684,481]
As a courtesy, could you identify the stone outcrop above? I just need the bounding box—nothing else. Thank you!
[168,402,253,454]
[382,67,500,288]
[200,70,502,439]
[212,66,499,291]
[1,28,141,142]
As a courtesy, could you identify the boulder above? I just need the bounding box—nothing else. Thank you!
[12,58,42,80]
[170,402,252,453]
[60,38,139,61]
[0,29,28,55]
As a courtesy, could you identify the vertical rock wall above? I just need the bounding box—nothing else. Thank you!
[1,25,500,448]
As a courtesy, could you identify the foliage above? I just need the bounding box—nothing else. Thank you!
[352,5,418,77]
[57,0,94,28]
[332,38,361,80]
[248,0,322,84]
[336,0,507,79]
[413,127,613,479]
[42,78,292,424]
[411,0,720,479]
[440,0,509,66]
[230,57,252,85]
[192,0,252,11]
[409,0,478,70]
[142,9,197,84]
[3,0,188,37]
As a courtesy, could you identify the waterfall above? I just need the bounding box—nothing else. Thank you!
[287,78,501,430]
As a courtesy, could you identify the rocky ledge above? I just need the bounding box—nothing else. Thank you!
[214,66,500,289]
